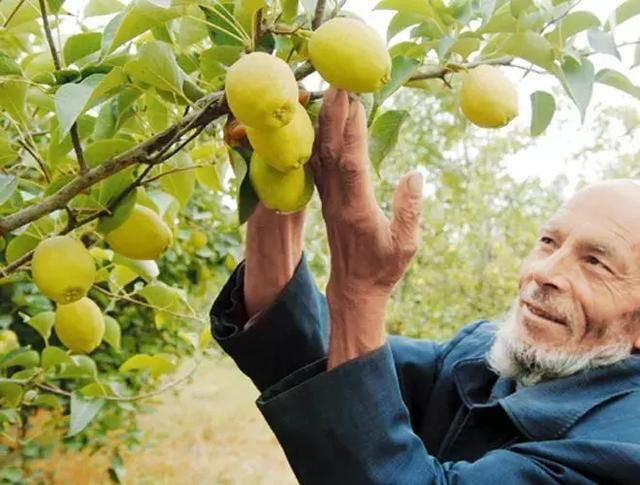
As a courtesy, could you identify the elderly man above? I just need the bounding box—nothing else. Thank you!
[210,88,640,484]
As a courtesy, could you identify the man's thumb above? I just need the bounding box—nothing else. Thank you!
[390,171,423,255]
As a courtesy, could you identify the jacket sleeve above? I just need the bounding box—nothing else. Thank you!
[209,252,330,392]
[255,340,640,485]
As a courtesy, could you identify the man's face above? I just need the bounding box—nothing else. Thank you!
[489,180,640,385]
[516,182,640,353]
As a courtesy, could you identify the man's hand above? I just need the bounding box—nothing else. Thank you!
[310,88,423,368]
[244,203,305,318]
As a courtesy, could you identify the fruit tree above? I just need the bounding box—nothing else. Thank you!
[1,0,639,479]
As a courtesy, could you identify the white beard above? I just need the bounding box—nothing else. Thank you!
[486,300,634,387]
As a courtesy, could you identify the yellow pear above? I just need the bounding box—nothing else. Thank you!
[309,17,391,93]
[32,236,96,304]
[0,329,19,355]
[459,65,518,128]
[249,152,314,213]
[246,103,314,172]
[55,297,105,354]
[225,52,299,129]
[105,205,173,260]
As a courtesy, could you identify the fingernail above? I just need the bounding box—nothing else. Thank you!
[325,86,339,101]
[409,172,423,194]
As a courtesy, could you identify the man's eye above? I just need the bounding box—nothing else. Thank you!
[540,237,554,245]
[586,255,605,267]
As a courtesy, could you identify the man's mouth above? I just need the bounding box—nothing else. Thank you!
[522,300,567,326]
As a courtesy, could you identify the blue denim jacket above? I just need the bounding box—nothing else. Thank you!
[211,253,640,484]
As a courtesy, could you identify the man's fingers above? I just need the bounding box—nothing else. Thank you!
[390,171,424,258]
[317,87,350,164]
[341,98,369,164]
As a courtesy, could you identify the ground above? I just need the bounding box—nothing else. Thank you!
[27,356,297,484]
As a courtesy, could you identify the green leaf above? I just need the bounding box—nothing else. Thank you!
[200,4,246,47]
[387,12,424,41]
[559,57,594,123]
[0,382,22,407]
[0,0,39,27]
[85,0,125,17]
[502,32,555,71]
[0,53,22,76]
[0,132,17,167]
[33,393,63,410]
[529,91,556,136]
[0,79,28,122]
[510,0,534,17]
[27,311,55,343]
[41,346,73,370]
[108,264,138,292]
[158,151,196,208]
[84,138,136,168]
[112,254,159,281]
[119,353,176,378]
[103,316,121,352]
[138,280,182,309]
[545,11,600,44]
[605,0,640,30]
[199,46,244,80]
[378,56,420,103]
[57,355,98,379]
[368,110,409,173]
[450,36,481,59]
[478,4,516,33]
[595,68,640,100]
[102,0,182,55]
[67,393,104,437]
[64,33,103,65]
[124,41,183,94]
[55,75,104,138]
[587,28,620,59]
[0,175,17,205]
[97,189,137,234]
[0,349,39,370]
[375,0,438,19]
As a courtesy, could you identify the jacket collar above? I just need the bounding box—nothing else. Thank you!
[453,354,640,441]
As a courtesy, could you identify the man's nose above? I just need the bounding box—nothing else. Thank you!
[530,249,571,292]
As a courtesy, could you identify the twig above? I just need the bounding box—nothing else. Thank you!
[16,139,51,183]
[408,56,514,81]
[70,126,88,173]
[36,359,203,402]
[38,0,88,173]
[142,164,207,186]
[312,0,327,29]
[38,0,61,69]
[3,0,27,27]
[92,285,208,324]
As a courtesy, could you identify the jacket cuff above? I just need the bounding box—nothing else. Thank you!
[256,341,432,484]
[209,251,329,392]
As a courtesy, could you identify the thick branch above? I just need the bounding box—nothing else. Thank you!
[0,92,227,237]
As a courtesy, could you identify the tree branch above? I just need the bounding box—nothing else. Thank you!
[36,359,207,402]
[312,0,327,29]
[3,0,27,27]
[39,0,89,173]
[408,56,515,82]
[0,92,227,237]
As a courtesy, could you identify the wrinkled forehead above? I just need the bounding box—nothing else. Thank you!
[546,181,640,252]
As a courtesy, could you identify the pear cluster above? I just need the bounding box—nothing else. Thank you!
[225,52,314,213]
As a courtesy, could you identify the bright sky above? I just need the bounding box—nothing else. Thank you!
[343,1,640,196]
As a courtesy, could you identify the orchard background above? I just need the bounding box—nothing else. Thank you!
[0,0,639,482]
